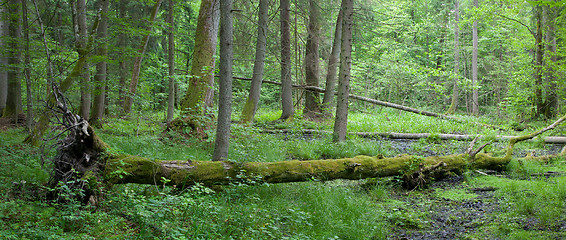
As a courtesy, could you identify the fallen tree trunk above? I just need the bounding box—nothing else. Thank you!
[104,152,507,187]
[262,129,566,144]
[231,76,503,130]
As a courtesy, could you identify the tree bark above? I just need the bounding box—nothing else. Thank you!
[117,0,127,107]
[321,8,343,113]
[24,4,101,146]
[123,0,163,114]
[3,0,22,120]
[446,0,459,115]
[212,0,233,162]
[471,0,479,116]
[534,5,544,118]
[0,4,8,115]
[304,0,322,119]
[279,0,294,121]
[333,0,353,142]
[73,0,91,120]
[22,0,33,129]
[90,0,109,127]
[240,0,268,123]
[180,0,220,115]
[166,0,175,122]
[543,5,557,119]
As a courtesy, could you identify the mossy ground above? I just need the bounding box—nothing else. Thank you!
[1,109,565,239]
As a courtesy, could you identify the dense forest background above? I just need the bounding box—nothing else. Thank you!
[1,0,564,132]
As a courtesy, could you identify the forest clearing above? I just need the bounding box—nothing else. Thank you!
[1,0,566,239]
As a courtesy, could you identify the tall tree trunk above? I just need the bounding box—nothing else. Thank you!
[534,6,544,118]
[73,0,91,120]
[123,0,163,114]
[212,0,233,161]
[22,0,32,129]
[543,5,557,119]
[471,0,479,116]
[90,0,109,127]
[240,0,268,123]
[166,0,175,122]
[117,0,127,107]
[446,0,459,115]
[303,0,322,119]
[279,0,294,120]
[333,0,353,142]
[180,0,220,115]
[321,8,343,113]
[3,0,22,121]
[0,4,8,115]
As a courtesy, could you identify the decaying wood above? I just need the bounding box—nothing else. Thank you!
[233,77,503,130]
[262,129,566,144]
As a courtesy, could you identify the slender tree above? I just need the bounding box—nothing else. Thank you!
[304,0,322,119]
[166,0,175,122]
[0,4,8,115]
[471,0,479,116]
[240,0,268,123]
[22,0,33,129]
[73,0,91,120]
[90,0,109,127]
[279,0,294,120]
[446,0,459,115]
[333,0,353,142]
[117,0,127,107]
[534,5,544,118]
[179,0,220,115]
[321,8,343,113]
[543,4,557,119]
[212,0,233,161]
[123,0,163,114]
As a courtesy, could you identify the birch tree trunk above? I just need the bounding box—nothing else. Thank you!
[333,0,353,142]
[240,0,268,123]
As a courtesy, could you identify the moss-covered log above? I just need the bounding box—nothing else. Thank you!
[104,153,509,186]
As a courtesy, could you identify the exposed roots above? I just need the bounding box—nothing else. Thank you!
[402,161,448,190]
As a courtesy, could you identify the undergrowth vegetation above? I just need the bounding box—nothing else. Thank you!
[1,109,565,239]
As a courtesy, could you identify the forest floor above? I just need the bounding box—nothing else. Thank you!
[1,110,566,239]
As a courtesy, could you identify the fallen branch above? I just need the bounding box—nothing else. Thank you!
[262,129,566,144]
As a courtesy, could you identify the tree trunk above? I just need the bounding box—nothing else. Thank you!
[3,0,22,120]
[543,5,557,119]
[106,153,511,187]
[240,0,268,123]
[0,4,8,115]
[321,8,343,113]
[303,0,322,119]
[446,0,459,115]
[212,0,233,162]
[166,0,175,122]
[90,0,109,128]
[180,0,220,115]
[24,3,101,146]
[117,0,127,107]
[279,0,294,121]
[73,0,91,120]
[471,0,479,116]
[22,0,33,130]
[534,5,544,118]
[333,0,353,142]
[123,0,163,114]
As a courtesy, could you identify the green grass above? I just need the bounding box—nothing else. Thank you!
[1,108,565,239]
